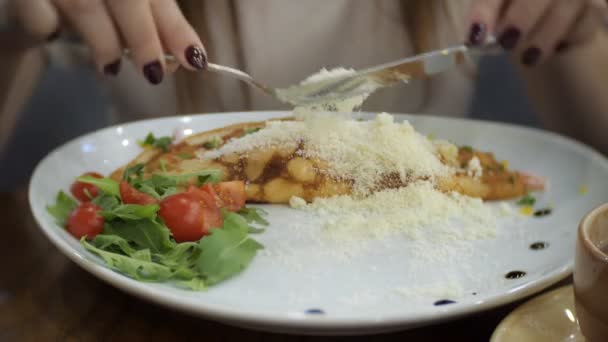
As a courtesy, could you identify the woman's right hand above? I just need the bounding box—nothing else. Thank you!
[9,0,207,84]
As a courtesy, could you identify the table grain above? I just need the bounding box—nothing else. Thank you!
[0,189,569,341]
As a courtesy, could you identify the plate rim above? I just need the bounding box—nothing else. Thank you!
[28,111,605,334]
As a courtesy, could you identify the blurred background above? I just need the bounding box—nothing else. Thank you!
[0,54,539,191]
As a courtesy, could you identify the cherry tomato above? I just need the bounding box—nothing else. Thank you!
[67,203,104,239]
[119,181,158,205]
[159,188,222,242]
[214,181,246,212]
[70,172,103,202]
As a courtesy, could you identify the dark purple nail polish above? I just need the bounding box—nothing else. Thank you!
[143,61,164,84]
[103,59,122,76]
[46,30,61,42]
[468,23,486,46]
[498,26,521,50]
[555,41,569,54]
[522,47,542,67]
[185,45,207,70]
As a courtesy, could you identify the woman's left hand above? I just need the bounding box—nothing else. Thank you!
[467,0,607,66]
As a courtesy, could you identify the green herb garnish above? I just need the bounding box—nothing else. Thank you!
[77,176,120,197]
[462,145,473,153]
[517,194,536,206]
[139,132,173,152]
[197,212,264,285]
[203,137,221,149]
[46,191,78,225]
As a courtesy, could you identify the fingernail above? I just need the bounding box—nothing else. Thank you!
[185,45,207,70]
[555,41,569,54]
[498,26,521,50]
[468,23,486,46]
[143,61,164,84]
[103,59,122,76]
[522,47,542,67]
[46,30,61,42]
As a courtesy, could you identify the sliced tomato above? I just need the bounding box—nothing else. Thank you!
[70,172,103,202]
[159,188,223,242]
[119,181,158,205]
[214,181,246,211]
[67,203,104,239]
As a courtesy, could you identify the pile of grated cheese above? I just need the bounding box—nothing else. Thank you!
[206,112,451,195]
[290,180,498,244]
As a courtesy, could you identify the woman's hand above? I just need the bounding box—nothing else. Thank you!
[467,0,607,66]
[9,0,207,84]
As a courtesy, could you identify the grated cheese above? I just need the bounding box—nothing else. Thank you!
[292,181,497,243]
[206,113,451,195]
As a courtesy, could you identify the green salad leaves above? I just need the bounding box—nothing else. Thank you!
[47,191,78,226]
[48,163,268,290]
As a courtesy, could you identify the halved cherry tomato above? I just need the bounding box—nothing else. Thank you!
[214,181,246,212]
[159,188,222,242]
[67,203,104,239]
[70,172,103,202]
[119,181,158,205]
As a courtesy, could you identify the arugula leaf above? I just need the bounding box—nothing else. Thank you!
[517,194,536,206]
[132,249,152,262]
[46,191,78,226]
[100,204,159,221]
[169,170,221,186]
[139,133,173,152]
[123,164,145,182]
[91,194,120,211]
[77,176,120,197]
[155,242,198,268]
[103,219,175,254]
[91,234,138,256]
[238,207,269,226]
[174,277,206,291]
[197,212,263,285]
[82,239,174,281]
[89,235,202,288]
[203,137,221,149]
[159,159,168,174]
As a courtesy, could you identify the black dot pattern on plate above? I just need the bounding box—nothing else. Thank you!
[505,271,527,279]
[305,309,325,315]
[530,242,549,251]
[534,208,553,217]
[433,299,456,306]
[472,292,477,296]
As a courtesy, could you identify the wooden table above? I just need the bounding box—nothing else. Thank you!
[0,189,570,341]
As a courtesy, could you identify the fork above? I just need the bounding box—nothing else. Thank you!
[143,40,501,107]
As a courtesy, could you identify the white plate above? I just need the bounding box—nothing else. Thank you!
[29,112,608,335]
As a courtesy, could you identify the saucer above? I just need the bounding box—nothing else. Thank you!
[491,285,585,341]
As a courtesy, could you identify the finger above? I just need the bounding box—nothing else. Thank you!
[518,0,586,66]
[150,0,207,71]
[52,0,123,75]
[566,2,608,46]
[13,0,60,41]
[466,0,505,45]
[496,0,553,51]
[106,0,165,85]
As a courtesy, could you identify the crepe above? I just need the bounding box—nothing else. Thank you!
[110,118,543,203]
